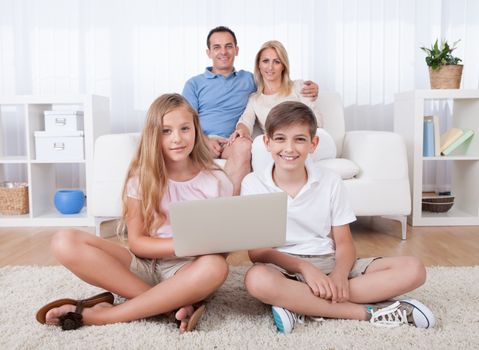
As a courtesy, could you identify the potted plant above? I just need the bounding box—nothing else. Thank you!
[420,39,463,89]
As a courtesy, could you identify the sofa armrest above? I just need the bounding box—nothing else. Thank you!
[91,133,140,218]
[342,130,409,180]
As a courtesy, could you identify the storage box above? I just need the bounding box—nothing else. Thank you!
[34,131,84,161]
[44,110,84,132]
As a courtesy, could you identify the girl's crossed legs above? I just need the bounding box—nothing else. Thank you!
[45,229,229,330]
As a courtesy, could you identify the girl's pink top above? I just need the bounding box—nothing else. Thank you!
[127,169,233,237]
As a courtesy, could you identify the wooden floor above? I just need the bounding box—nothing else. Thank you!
[1,217,479,267]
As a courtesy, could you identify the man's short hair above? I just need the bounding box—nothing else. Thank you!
[265,101,317,139]
[206,26,237,48]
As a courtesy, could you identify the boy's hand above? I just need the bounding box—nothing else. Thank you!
[299,262,337,301]
[328,271,350,303]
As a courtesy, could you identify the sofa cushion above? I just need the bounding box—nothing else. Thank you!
[317,92,346,155]
[317,158,360,180]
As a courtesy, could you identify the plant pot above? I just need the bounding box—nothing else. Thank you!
[429,65,463,89]
[54,189,85,214]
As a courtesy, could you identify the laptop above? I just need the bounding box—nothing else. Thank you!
[170,192,287,257]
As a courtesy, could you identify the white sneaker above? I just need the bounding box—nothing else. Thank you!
[369,298,436,329]
[271,306,304,334]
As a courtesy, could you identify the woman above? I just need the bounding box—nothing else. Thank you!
[229,40,336,169]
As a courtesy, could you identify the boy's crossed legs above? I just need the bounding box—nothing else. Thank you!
[245,255,434,333]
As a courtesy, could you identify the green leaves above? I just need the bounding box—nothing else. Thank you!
[420,39,462,71]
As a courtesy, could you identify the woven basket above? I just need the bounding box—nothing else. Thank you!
[422,201,454,213]
[429,65,463,89]
[0,182,29,215]
[422,195,454,204]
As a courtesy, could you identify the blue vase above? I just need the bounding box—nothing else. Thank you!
[54,190,85,214]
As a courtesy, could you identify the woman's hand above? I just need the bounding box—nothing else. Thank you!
[228,126,252,145]
[301,80,319,100]
[227,130,241,145]
[299,261,337,301]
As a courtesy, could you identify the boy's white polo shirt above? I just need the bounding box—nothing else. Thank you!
[241,160,356,256]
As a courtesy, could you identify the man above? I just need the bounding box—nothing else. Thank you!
[183,26,318,194]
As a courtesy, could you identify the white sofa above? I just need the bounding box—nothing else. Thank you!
[91,92,411,239]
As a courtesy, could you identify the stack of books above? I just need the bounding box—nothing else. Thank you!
[440,127,475,155]
[423,115,475,156]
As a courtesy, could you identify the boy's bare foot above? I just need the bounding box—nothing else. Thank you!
[45,302,113,325]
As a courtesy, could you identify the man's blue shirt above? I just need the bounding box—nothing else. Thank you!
[182,67,256,138]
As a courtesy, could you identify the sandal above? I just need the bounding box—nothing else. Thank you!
[175,303,206,332]
[35,291,114,330]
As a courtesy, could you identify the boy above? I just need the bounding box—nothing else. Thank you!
[241,101,435,333]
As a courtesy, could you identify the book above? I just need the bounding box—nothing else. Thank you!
[423,119,434,157]
[441,129,475,156]
[424,115,440,156]
[440,128,463,153]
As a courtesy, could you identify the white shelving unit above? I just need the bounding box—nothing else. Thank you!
[0,95,109,227]
[394,89,479,226]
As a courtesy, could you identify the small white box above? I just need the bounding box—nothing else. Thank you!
[34,131,84,161]
[44,110,84,132]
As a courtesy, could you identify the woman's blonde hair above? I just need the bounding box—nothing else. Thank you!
[118,93,218,240]
[254,40,294,96]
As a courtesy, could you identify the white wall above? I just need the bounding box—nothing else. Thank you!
[1,0,478,188]
[1,0,478,132]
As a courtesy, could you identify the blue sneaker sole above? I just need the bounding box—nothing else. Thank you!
[272,308,285,333]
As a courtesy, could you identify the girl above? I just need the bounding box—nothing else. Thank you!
[36,93,233,332]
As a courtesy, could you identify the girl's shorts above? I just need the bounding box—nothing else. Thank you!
[129,251,195,286]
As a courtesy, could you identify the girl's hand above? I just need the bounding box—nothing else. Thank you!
[299,262,337,301]
[328,271,350,303]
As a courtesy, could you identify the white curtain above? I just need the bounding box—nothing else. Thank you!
[1,0,479,186]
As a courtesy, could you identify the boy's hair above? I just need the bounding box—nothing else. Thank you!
[206,26,237,48]
[254,40,293,96]
[119,93,218,239]
[265,101,317,139]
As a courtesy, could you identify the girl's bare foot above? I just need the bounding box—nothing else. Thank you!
[175,305,195,333]
[45,302,113,325]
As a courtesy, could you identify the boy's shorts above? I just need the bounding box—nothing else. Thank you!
[129,251,195,286]
[269,253,381,280]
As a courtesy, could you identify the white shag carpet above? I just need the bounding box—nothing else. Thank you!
[1,265,478,350]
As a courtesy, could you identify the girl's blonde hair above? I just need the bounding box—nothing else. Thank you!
[254,40,294,96]
[118,93,218,240]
